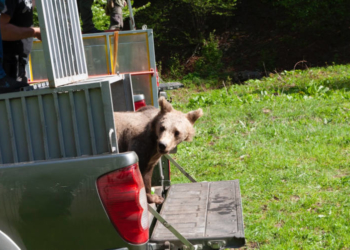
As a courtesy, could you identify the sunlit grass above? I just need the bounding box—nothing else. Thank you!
[169,64,350,249]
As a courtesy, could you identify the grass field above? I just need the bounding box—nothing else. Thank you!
[168,65,350,249]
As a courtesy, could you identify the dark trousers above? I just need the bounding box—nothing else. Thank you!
[0,25,6,79]
[77,0,95,33]
[0,0,6,79]
[109,6,124,30]
[3,55,28,83]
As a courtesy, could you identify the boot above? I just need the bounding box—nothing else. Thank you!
[0,75,29,94]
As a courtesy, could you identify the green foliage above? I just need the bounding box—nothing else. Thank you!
[181,0,236,16]
[264,0,350,32]
[180,0,237,39]
[168,53,185,80]
[90,0,150,31]
[33,1,150,31]
[33,7,39,27]
[195,32,223,79]
[91,0,110,30]
[134,0,236,77]
[182,73,202,86]
[259,49,277,72]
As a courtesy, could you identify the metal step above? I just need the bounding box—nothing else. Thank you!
[151,180,245,249]
[158,82,184,91]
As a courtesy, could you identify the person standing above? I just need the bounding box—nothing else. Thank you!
[77,0,103,33]
[106,0,127,30]
[0,0,9,93]
[0,0,41,93]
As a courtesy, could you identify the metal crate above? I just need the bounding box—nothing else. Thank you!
[0,75,134,165]
[36,0,88,87]
[28,30,158,106]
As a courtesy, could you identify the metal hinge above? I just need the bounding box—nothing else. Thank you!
[207,240,226,250]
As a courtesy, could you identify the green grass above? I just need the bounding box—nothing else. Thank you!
[168,64,350,249]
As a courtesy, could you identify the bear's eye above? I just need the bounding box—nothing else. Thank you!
[160,126,165,132]
[174,130,180,137]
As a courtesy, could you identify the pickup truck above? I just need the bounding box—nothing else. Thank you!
[0,1,245,250]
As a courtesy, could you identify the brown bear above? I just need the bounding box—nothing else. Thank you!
[114,97,203,204]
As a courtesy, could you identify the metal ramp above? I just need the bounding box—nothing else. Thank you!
[158,82,184,91]
[151,180,245,249]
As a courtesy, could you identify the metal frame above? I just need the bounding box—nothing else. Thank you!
[127,0,136,30]
[0,76,124,164]
[28,29,158,105]
[36,0,88,88]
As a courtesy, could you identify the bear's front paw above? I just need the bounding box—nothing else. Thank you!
[147,193,164,204]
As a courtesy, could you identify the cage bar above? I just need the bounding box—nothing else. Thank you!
[36,0,88,87]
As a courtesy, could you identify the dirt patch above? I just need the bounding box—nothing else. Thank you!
[244,242,260,249]
[291,195,300,202]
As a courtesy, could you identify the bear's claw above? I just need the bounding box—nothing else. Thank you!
[147,193,164,204]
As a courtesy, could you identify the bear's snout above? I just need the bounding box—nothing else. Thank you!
[158,142,167,153]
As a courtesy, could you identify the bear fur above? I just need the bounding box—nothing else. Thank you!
[114,97,203,204]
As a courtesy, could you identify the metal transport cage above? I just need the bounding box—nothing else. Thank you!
[36,0,88,88]
[28,30,158,106]
[0,75,134,165]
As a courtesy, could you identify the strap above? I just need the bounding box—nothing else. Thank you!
[113,31,119,74]
[165,154,197,183]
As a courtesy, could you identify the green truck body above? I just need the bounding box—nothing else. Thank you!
[0,153,143,250]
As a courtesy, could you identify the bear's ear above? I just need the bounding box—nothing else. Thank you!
[186,108,203,124]
[159,96,173,113]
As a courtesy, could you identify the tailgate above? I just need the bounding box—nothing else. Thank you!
[151,180,245,249]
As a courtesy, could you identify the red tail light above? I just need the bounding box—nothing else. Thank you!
[97,163,149,244]
[134,100,147,111]
[134,94,147,111]
[156,67,159,87]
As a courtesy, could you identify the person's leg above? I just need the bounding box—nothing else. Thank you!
[0,24,6,80]
[17,56,28,84]
[0,56,29,94]
[1,53,29,93]
[77,0,100,33]
[1,43,29,93]
[0,0,6,79]
[0,0,28,94]
[109,6,124,30]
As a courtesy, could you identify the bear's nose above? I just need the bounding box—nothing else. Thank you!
[158,142,167,151]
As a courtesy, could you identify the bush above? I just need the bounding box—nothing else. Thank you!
[264,0,350,32]
[195,32,223,78]
[168,53,185,79]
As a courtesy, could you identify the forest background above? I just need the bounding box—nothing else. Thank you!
[98,0,349,82]
[34,0,350,83]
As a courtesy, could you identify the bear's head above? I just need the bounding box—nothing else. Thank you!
[154,97,203,154]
